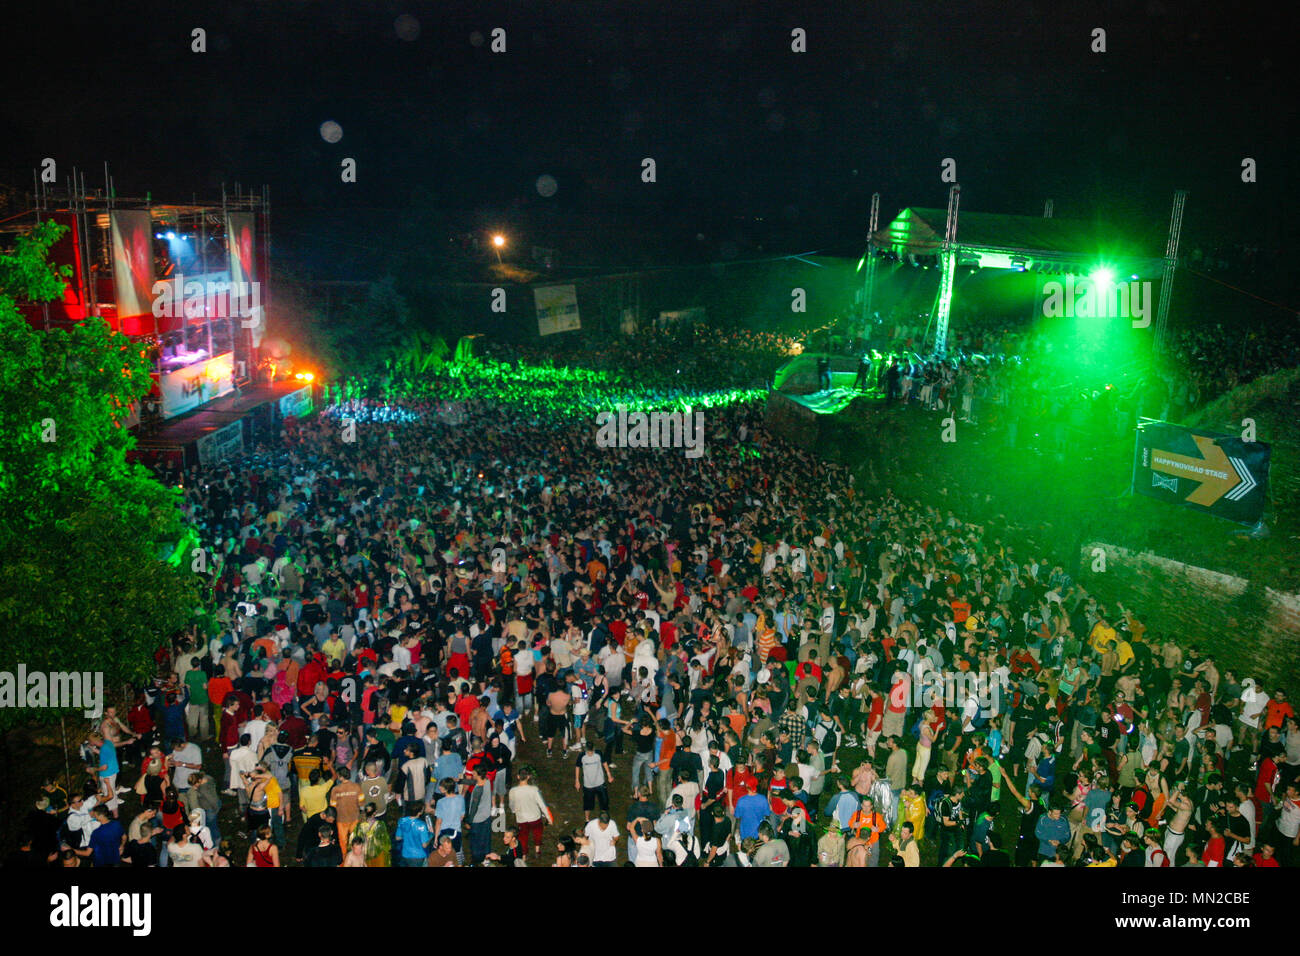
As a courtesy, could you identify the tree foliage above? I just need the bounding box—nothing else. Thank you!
[0,223,202,730]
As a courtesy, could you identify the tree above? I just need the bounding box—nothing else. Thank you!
[0,222,202,733]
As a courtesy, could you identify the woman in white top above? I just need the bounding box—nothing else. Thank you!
[634,830,663,867]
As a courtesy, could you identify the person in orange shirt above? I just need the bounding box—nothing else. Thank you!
[654,720,677,805]
[1264,689,1294,730]
[848,798,886,867]
[755,613,778,666]
[950,596,971,625]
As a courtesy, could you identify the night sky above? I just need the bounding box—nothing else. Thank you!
[1,0,1292,275]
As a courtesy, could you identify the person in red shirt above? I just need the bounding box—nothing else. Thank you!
[726,761,758,811]
[354,644,379,672]
[128,693,155,737]
[207,673,234,712]
[1192,680,1212,728]
[660,618,678,653]
[454,692,479,730]
[1200,818,1226,867]
[795,658,823,685]
[1009,647,1040,675]
[605,616,626,647]
[864,689,886,756]
[1253,843,1281,867]
[298,656,326,698]
[1255,754,1279,807]
[218,699,242,754]
[880,631,896,661]
[279,714,310,749]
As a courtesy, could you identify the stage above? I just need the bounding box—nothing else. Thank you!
[129,380,313,470]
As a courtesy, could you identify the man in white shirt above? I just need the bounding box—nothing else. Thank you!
[170,738,204,793]
[392,637,413,672]
[242,711,270,753]
[583,812,619,866]
[227,735,258,806]
[597,643,623,690]
[65,793,101,847]
[1238,679,1268,752]
[241,557,266,589]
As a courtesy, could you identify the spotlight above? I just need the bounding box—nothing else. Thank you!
[155,233,164,239]
[166,231,175,240]
[1090,267,1115,287]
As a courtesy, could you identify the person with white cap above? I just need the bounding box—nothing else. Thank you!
[187,809,214,850]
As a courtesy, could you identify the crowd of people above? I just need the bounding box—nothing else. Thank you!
[9,332,1299,871]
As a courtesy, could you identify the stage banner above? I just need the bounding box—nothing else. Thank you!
[1132,419,1270,524]
[110,210,155,320]
[197,419,244,467]
[159,351,235,418]
[657,306,706,328]
[225,212,264,346]
[278,385,313,419]
[534,284,581,336]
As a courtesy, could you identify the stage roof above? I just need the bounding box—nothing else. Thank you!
[872,206,1165,270]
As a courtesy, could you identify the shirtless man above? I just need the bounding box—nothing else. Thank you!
[1193,655,1221,701]
[1115,671,1141,704]
[542,684,571,758]
[1162,784,1195,861]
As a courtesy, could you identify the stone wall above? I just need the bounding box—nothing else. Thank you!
[1079,541,1300,693]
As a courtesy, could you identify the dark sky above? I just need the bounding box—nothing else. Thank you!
[1,0,1292,274]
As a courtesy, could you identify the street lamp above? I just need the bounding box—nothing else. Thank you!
[492,234,505,264]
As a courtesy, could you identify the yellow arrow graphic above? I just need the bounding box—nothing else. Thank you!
[1151,435,1241,506]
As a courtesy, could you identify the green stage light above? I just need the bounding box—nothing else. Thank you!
[856,256,865,273]
[1090,266,1115,287]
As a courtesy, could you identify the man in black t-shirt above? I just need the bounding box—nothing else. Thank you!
[625,786,661,864]
[121,829,160,868]
[977,830,1011,866]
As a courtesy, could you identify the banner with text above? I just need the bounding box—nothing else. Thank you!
[1132,419,1270,524]
[196,419,245,467]
[534,284,581,336]
[160,351,235,419]
[278,385,314,420]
